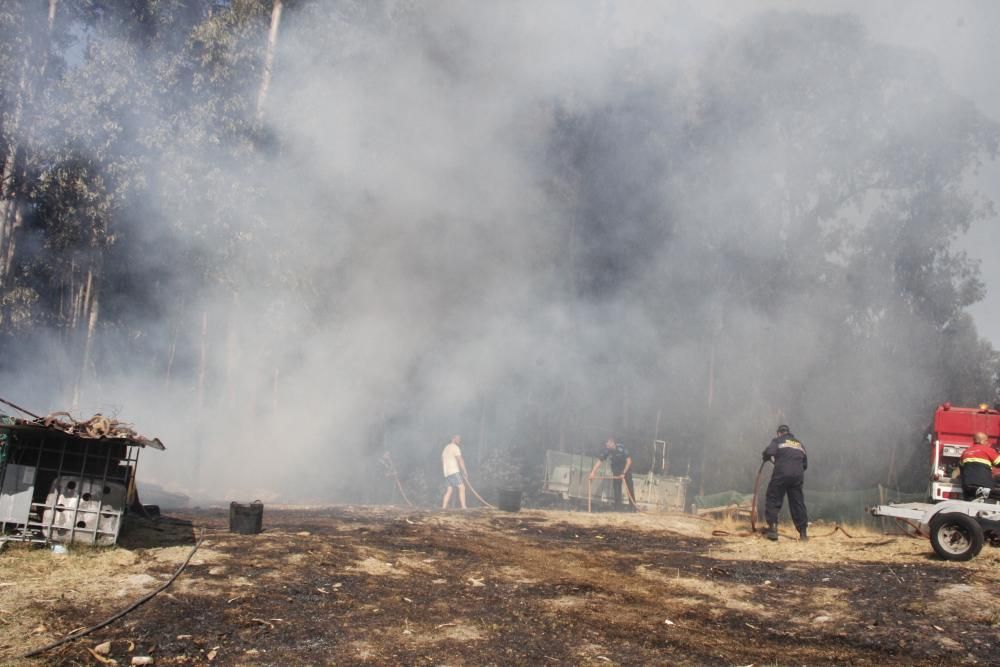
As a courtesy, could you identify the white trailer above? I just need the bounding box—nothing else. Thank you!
[870,500,1000,561]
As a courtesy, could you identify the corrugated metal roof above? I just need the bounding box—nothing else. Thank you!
[0,421,165,450]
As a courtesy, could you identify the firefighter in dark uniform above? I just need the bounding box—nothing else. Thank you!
[762,425,808,541]
[588,438,637,511]
[959,432,1000,500]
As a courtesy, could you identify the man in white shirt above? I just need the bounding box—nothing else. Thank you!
[441,435,468,509]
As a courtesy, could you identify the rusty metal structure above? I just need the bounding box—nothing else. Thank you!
[542,449,690,512]
[0,414,164,546]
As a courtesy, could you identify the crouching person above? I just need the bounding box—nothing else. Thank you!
[959,432,1000,501]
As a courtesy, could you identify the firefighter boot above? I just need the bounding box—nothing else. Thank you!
[766,524,778,541]
[798,528,808,542]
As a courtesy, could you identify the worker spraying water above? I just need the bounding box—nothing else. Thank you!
[588,437,638,512]
[761,425,809,542]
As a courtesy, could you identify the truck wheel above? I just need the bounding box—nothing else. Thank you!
[929,512,984,561]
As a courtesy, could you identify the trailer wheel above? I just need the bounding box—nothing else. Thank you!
[929,512,984,561]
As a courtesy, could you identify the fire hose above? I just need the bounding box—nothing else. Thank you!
[381,453,414,508]
[461,471,497,509]
[742,459,855,540]
[712,524,854,539]
[749,460,769,534]
[21,528,206,659]
[392,476,414,508]
[587,474,640,513]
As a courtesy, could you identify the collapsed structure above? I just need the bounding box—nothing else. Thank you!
[0,411,164,546]
[543,447,690,511]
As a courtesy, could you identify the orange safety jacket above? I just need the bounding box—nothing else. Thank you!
[960,443,1000,469]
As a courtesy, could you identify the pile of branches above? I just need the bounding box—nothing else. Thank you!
[39,412,139,440]
[0,397,163,448]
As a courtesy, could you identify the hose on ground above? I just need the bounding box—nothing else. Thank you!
[461,472,497,509]
[22,528,206,659]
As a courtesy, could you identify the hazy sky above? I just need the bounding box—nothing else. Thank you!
[702,0,1000,344]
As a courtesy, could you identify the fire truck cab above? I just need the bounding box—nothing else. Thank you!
[928,403,1000,502]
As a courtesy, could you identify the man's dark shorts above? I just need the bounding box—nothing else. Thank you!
[446,473,464,487]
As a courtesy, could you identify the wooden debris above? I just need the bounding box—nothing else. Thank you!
[87,647,117,665]
[94,641,112,655]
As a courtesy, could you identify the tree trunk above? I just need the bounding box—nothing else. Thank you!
[255,0,283,127]
[272,366,280,414]
[477,397,487,467]
[72,280,99,410]
[698,340,716,497]
[0,55,30,285]
[197,309,209,409]
[224,291,240,401]
[164,324,179,390]
[0,1,58,287]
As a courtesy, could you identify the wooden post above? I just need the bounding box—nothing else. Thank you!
[878,483,887,534]
[652,408,662,472]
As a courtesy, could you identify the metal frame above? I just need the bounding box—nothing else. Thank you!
[871,499,1000,531]
[929,439,966,501]
[542,449,690,511]
[0,424,143,546]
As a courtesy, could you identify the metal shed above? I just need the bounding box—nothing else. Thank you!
[0,416,164,546]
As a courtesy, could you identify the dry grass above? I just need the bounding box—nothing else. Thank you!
[3,506,999,666]
[0,542,181,662]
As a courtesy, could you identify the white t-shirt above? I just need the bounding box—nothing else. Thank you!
[442,443,462,476]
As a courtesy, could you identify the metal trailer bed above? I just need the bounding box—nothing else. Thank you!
[871,499,1000,561]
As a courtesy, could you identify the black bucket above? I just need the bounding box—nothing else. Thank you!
[497,489,522,512]
[229,500,264,534]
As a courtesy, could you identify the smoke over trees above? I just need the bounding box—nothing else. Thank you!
[0,1,997,501]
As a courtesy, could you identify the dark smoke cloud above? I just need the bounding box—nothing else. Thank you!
[3,2,996,503]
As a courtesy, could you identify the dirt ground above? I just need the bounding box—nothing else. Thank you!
[2,505,1000,666]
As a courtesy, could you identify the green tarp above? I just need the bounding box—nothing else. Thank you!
[694,485,927,524]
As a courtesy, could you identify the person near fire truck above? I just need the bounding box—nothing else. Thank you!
[441,435,468,510]
[588,438,637,511]
[959,431,1000,500]
[762,425,808,542]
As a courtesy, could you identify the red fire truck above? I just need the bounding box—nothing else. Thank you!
[928,403,1000,501]
[868,403,1000,561]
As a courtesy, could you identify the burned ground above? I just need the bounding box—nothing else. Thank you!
[2,506,999,666]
